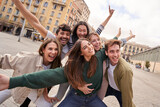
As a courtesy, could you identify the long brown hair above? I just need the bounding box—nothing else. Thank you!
[64,38,97,89]
[39,38,62,69]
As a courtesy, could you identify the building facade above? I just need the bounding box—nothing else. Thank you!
[0,0,74,37]
[67,0,90,29]
[121,42,150,61]
[130,46,160,73]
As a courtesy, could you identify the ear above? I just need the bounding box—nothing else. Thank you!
[42,48,45,54]
[105,50,108,56]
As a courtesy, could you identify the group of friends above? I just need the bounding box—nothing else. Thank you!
[0,0,136,107]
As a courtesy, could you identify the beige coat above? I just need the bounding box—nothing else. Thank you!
[0,51,45,104]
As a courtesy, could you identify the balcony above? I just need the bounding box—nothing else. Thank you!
[31,11,36,15]
[52,0,66,6]
[13,13,19,17]
[33,3,39,7]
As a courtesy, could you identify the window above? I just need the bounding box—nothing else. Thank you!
[21,18,24,23]
[0,14,2,18]
[53,27,57,33]
[55,20,59,26]
[67,9,70,13]
[11,2,14,6]
[62,0,66,3]
[65,15,67,21]
[53,4,57,9]
[35,0,40,4]
[57,13,61,18]
[69,2,72,7]
[5,15,9,19]
[2,7,5,11]
[33,7,37,12]
[60,6,64,11]
[39,16,43,22]
[42,9,45,14]
[43,2,48,7]
[50,11,54,16]
[13,16,17,21]
[48,18,52,24]
[26,5,29,9]
[46,26,50,30]
[8,8,12,13]
[15,9,19,15]
[5,0,8,4]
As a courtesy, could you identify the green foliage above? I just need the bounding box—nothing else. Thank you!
[145,61,150,69]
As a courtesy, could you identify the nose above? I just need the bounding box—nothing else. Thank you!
[51,50,56,55]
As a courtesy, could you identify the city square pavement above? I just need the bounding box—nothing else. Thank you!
[0,32,160,107]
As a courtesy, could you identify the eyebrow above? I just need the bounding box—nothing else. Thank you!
[82,45,87,49]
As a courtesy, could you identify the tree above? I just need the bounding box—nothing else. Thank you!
[145,61,150,71]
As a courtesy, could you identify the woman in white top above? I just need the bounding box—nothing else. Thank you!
[0,38,62,107]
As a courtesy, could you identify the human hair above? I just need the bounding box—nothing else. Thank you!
[72,21,90,44]
[56,24,72,35]
[64,38,97,89]
[87,32,102,51]
[104,39,121,51]
[39,38,62,68]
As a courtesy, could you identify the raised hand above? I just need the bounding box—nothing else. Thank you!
[109,5,115,17]
[129,30,136,38]
[78,83,94,95]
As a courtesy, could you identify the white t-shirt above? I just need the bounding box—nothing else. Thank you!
[45,31,69,59]
[108,64,120,91]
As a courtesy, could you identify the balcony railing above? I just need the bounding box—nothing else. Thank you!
[52,0,66,6]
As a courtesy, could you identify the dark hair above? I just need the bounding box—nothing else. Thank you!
[72,21,90,44]
[56,24,72,35]
[105,39,121,51]
[39,38,62,68]
[64,38,97,89]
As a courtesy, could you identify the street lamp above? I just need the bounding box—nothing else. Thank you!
[18,0,33,42]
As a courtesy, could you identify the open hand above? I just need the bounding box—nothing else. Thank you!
[78,83,94,95]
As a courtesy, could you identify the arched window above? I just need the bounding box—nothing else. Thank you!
[43,2,48,7]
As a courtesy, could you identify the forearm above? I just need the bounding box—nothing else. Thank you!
[101,15,112,27]
[12,0,47,37]
[9,68,67,89]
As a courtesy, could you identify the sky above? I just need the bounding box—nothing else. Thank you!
[84,0,160,48]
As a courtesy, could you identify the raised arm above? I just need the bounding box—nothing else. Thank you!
[12,0,47,38]
[101,5,114,27]
[126,30,136,41]
[96,5,115,35]
[115,28,121,39]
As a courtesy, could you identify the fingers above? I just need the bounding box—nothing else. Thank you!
[83,88,94,94]
[86,83,92,87]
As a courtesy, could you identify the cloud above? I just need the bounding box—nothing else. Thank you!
[85,0,160,47]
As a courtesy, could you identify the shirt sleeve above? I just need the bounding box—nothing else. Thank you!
[44,30,56,40]
[9,67,68,89]
[95,48,107,61]
[96,25,104,35]
[120,38,127,47]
